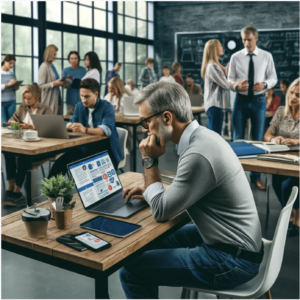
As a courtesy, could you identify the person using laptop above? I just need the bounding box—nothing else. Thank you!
[184,73,202,95]
[104,77,129,113]
[3,84,53,207]
[48,78,123,178]
[124,79,139,96]
[119,82,263,299]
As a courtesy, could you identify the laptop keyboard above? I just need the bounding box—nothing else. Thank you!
[93,198,125,214]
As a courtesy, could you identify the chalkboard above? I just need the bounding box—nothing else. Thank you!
[175,29,299,91]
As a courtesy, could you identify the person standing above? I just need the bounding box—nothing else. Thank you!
[159,65,175,83]
[185,73,202,95]
[104,63,121,96]
[62,51,86,115]
[38,44,67,115]
[172,62,184,86]
[139,58,157,88]
[279,79,289,106]
[201,40,247,135]
[1,55,18,123]
[228,26,277,190]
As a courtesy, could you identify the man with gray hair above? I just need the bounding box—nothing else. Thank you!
[228,26,277,190]
[119,81,263,299]
[124,78,139,96]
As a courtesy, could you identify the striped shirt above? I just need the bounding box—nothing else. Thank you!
[204,62,231,112]
[1,70,16,102]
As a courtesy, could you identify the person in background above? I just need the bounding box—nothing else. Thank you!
[280,79,289,106]
[1,55,18,123]
[264,78,299,236]
[48,79,123,177]
[2,84,53,207]
[125,79,139,96]
[38,44,67,115]
[172,61,184,87]
[228,26,277,190]
[265,87,281,128]
[104,77,129,113]
[62,51,86,115]
[104,63,121,96]
[71,51,102,95]
[185,73,202,95]
[201,40,247,135]
[139,58,157,88]
[159,65,175,83]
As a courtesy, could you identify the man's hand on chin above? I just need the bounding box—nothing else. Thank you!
[139,134,166,159]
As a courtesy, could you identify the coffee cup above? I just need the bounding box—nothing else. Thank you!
[24,130,38,140]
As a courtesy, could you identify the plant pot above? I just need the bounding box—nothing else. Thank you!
[47,197,56,219]
[54,209,73,230]
[11,129,22,139]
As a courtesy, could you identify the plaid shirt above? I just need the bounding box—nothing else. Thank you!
[139,67,157,88]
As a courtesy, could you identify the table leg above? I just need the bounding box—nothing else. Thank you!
[25,157,33,206]
[95,275,109,299]
[131,126,137,172]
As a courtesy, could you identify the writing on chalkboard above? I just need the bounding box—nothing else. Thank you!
[175,29,299,90]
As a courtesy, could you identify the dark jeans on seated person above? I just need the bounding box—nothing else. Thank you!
[48,138,116,178]
[119,224,260,299]
[272,175,299,209]
[206,106,224,135]
[232,93,266,183]
[4,152,51,188]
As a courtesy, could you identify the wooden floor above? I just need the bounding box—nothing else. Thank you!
[1,127,299,299]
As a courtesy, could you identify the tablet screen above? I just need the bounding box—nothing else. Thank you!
[80,216,141,237]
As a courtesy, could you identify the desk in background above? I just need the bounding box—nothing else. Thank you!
[1,172,190,299]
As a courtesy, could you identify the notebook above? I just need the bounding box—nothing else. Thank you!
[229,142,266,159]
[257,154,300,165]
[253,143,290,153]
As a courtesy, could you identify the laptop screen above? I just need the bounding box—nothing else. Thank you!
[68,152,122,208]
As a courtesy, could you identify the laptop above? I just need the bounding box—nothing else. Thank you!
[189,94,204,107]
[31,114,81,139]
[123,96,139,116]
[67,151,148,218]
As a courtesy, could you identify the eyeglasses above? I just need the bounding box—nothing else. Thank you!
[138,111,165,129]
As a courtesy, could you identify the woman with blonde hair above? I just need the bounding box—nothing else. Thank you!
[264,78,300,236]
[172,62,184,86]
[3,84,53,207]
[201,39,247,135]
[104,77,129,113]
[38,44,68,115]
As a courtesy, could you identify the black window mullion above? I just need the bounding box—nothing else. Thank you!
[135,2,137,38]
[31,1,33,19]
[31,26,34,83]
[12,1,15,15]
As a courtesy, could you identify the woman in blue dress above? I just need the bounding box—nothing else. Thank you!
[62,51,86,115]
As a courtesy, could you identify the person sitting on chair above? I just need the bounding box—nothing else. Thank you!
[48,78,123,178]
[3,84,52,207]
[119,81,263,298]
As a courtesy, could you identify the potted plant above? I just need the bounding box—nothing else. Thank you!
[39,174,76,228]
[11,123,22,139]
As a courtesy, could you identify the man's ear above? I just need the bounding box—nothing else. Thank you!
[162,111,173,126]
[95,91,99,98]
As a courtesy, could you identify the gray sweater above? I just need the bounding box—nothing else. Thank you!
[147,125,262,252]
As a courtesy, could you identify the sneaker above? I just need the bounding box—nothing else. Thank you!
[2,192,26,207]
[2,191,14,204]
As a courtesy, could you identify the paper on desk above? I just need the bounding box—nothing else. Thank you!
[1,128,11,135]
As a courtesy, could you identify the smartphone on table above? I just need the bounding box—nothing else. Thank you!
[72,232,111,252]
[56,234,88,252]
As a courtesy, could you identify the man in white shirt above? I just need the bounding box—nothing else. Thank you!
[228,26,277,190]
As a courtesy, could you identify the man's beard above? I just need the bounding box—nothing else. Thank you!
[157,117,172,143]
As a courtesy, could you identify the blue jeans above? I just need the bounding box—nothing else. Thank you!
[232,94,266,182]
[1,100,16,123]
[272,175,299,209]
[206,106,223,135]
[119,224,260,299]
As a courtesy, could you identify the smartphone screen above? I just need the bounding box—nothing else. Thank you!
[74,232,110,250]
[57,234,88,251]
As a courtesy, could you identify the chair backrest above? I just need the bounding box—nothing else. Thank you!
[259,186,298,293]
[189,94,203,107]
[116,127,128,160]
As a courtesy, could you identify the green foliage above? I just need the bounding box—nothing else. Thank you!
[11,123,21,130]
[39,174,76,210]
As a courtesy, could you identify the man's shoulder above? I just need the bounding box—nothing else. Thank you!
[231,49,244,59]
[257,47,272,57]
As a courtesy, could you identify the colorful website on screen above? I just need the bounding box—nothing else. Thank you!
[69,153,122,208]
[75,233,108,249]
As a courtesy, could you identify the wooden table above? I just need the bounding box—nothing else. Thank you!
[64,106,205,172]
[1,129,108,205]
[2,172,189,299]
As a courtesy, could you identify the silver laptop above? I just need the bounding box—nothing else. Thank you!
[189,94,204,107]
[31,114,81,139]
[123,96,139,116]
[67,151,148,218]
